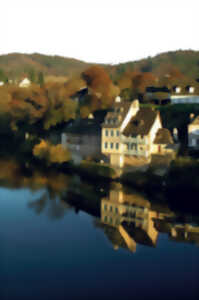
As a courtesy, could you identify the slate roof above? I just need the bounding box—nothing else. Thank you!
[123,108,158,137]
[154,128,174,144]
[102,101,131,128]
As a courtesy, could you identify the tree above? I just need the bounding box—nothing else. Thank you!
[0,69,7,83]
[28,69,36,83]
[33,140,71,164]
[38,72,44,87]
[82,66,120,110]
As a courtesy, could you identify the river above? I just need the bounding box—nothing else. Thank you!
[0,159,198,299]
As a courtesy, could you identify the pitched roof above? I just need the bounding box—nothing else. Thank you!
[191,115,199,125]
[123,108,158,137]
[102,101,131,128]
[154,128,174,144]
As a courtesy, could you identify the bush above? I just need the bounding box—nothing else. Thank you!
[33,140,71,165]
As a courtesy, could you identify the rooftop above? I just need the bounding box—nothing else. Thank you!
[123,108,158,137]
[102,101,132,129]
[154,128,174,144]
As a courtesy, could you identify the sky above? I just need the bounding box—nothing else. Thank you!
[1,0,198,64]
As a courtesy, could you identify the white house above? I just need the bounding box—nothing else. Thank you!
[19,78,31,88]
[101,98,174,167]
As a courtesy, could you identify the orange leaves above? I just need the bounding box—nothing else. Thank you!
[2,85,48,124]
[82,66,120,109]
[33,140,71,164]
[118,71,157,94]
[82,66,111,90]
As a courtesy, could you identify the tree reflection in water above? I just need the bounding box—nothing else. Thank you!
[0,157,199,251]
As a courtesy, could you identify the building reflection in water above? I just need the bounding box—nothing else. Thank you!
[100,183,199,252]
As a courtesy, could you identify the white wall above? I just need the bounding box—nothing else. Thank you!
[171,95,199,104]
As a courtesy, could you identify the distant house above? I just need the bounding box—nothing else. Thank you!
[188,114,199,148]
[19,78,31,88]
[171,85,199,104]
[101,98,174,167]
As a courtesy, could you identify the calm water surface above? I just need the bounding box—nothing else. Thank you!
[0,177,199,300]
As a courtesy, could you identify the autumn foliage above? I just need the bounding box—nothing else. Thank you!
[82,66,120,111]
[33,140,71,164]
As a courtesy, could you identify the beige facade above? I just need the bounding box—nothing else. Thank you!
[101,98,173,167]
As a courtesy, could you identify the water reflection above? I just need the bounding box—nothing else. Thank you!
[98,184,199,251]
[0,157,199,253]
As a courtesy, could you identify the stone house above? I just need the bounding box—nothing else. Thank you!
[101,98,174,167]
[188,114,199,148]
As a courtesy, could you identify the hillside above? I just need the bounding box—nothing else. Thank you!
[114,50,199,81]
[0,53,94,79]
[0,50,199,82]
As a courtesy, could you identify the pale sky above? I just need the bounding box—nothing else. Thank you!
[1,0,198,64]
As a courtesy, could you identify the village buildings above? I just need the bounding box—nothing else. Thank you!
[101,97,174,167]
[170,85,199,104]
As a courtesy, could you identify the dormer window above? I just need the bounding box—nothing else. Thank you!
[173,86,181,93]
[187,86,195,94]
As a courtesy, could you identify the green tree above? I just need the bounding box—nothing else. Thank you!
[38,72,44,87]
[28,69,36,83]
[0,69,7,82]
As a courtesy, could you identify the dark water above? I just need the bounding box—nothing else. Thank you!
[0,165,199,300]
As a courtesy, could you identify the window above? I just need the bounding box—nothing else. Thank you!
[104,216,107,222]
[110,143,114,149]
[105,130,108,136]
[127,143,130,150]
[131,143,137,150]
[104,142,108,149]
[110,206,112,212]
[104,204,107,211]
[117,130,120,136]
[111,130,114,137]
[116,143,119,150]
[115,207,118,213]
